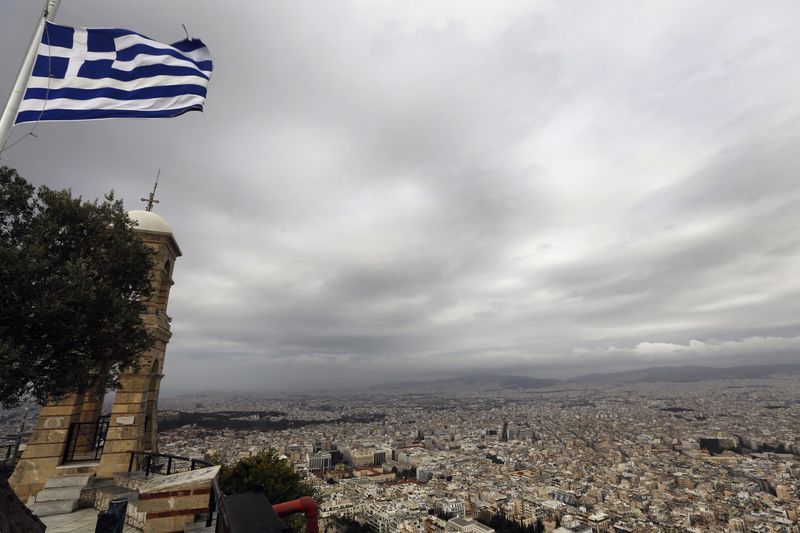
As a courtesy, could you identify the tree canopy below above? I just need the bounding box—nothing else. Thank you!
[217,449,316,505]
[0,166,154,408]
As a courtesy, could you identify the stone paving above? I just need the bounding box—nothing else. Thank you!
[39,508,140,533]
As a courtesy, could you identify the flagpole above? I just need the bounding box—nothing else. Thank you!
[0,0,61,156]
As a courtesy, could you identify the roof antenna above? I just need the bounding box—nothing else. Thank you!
[141,169,160,212]
[182,24,190,40]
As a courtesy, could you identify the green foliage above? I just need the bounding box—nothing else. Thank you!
[218,449,316,504]
[332,517,370,533]
[0,166,154,408]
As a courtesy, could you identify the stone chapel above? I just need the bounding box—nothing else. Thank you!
[9,210,181,502]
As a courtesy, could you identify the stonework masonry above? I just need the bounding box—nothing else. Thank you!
[9,211,181,500]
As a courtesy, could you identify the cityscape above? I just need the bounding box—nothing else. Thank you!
[7,367,796,532]
[159,371,800,532]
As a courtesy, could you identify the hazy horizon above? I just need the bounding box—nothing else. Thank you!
[156,360,800,395]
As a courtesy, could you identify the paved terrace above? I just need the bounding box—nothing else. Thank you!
[39,508,214,533]
[40,508,140,533]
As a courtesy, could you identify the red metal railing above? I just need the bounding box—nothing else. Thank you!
[273,496,319,533]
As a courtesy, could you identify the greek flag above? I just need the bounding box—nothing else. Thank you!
[15,22,212,125]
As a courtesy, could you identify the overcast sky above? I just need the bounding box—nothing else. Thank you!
[2,1,799,391]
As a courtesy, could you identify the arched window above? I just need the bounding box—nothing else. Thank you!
[156,260,172,311]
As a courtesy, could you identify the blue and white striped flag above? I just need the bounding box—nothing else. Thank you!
[15,22,212,125]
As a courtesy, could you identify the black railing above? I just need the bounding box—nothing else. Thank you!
[128,450,213,477]
[62,415,110,464]
[206,478,231,532]
[1,443,16,465]
[1,432,31,467]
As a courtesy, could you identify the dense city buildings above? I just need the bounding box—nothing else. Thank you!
[3,373,798,531]
[136,374,800,533]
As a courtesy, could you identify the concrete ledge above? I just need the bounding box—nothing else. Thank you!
[44,473,93,489]
[114,471,161,491]
[30,498,79,517]
[34,486,83,502]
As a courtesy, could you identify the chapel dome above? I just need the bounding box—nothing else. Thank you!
[127,210,174,235]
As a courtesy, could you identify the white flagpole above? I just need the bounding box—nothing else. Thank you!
[0,0,61,156]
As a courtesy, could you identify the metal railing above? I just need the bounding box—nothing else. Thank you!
[62,415,110,463]
[1,443,16,465]
[128,450,213,477]
[273,497,319,533]
[206,478,232,532]
[1,432,31,467]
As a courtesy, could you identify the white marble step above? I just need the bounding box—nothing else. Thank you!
[30,498,79,517]
[34,485,83,502]
[44,473,93,489]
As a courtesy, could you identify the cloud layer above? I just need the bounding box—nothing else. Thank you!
[1,1,799,390]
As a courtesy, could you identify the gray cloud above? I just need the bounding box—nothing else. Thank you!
[1,1,799,391]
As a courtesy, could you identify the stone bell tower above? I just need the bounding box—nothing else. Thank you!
[9,210,181,500]
[96,210,181,476]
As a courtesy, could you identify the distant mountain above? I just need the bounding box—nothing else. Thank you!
[371,373,559,390]
[370,363,800,390]
[569,363,800,384]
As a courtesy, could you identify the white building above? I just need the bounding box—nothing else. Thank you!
[307,451,332,472]
[436,498,466,518]
[446,517,494,533]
